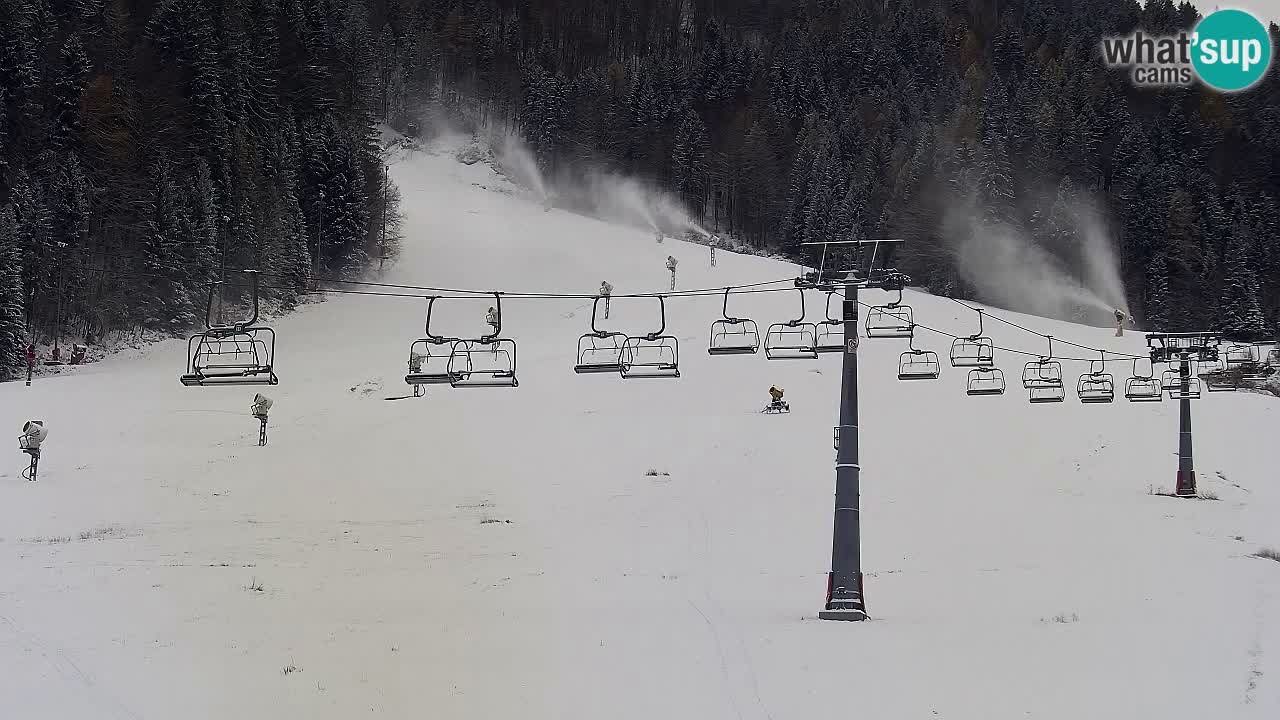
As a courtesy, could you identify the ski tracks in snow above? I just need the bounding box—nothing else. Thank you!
[0,614,141,720]
[1244,584,1270,707]
[684,510,775,720]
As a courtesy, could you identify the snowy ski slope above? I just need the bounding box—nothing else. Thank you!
[2,137,1279,719]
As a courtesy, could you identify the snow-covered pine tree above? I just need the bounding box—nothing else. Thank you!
[9,169,52,328]
[0,205,26,377]
[141,155,196,332]
[1145,253,1172,332]
[1217,196,1268,340]
[48,33,90,153]
[672,107,709,220]
[185,158,221,292]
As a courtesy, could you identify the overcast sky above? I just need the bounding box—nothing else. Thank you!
[1187,1,1280,24]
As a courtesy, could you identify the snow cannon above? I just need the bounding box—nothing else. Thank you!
[20,420,48,450]
[251,394,273,420]
[18,420,47,481]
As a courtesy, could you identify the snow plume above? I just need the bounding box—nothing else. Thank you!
[575,170,708,238]
[492,132,548,200]
[1073,198,1130,319]
[472,128,711,240]
[944,201,1122,326]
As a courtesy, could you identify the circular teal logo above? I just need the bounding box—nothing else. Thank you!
[1191,9,1273,92]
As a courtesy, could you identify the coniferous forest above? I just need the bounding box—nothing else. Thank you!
[3,0,1279,378]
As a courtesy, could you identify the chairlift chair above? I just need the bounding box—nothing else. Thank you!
[864,286,914,338]
[449,293,518,388]
[897,327,940,380]
[405,297,462,388]
[1240,346,1276,380]
[1160,360,1198,392]
[1167,376,1202,400]
[814,291,845,353]
[708,288,761,355]
[1021,337,1064,403]
[1158,357,1201,399]
[449,339,518,387]
[966,367,1006,396]
[764,289,819,360]
[1123,358,1162,402]
[181,274,279,387]
[1076,355,1115,404]
[619,295,681,378]
[576,296,627,373]
[1222,343,1256,367]
[950,308,994,367]
[1240,364,1275,381]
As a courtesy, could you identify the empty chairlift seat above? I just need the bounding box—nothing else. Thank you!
[1222,344,1256,367]
[449,339,518,387]
[575,297,626,373]
[404,297,462,388]
[950,336,994,367]
[1162,366,1202,400]
[620,296,680,379]
[576,332,625,373]
[182,328,278,386]
[449,293,518,388]
[180,274,279,387]
[405,338,459,386]
[950,308,994,367]
[1124,359,1162,402]
[1022,359,1065,403]
[864,284,913,339]
[966,367,1006,396]
[1021,338,1065,403]
[1076,373,1115,403]
[814,291,844,353]
[764,289,818,360]
[708,289,761,356]
[1075,355,1115,403]
[897,328,940,380]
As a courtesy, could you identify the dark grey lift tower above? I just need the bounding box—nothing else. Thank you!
[1146,332,1220,497]
[802,239,904,622]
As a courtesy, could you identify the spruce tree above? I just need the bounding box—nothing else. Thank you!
[1145,253,1172,332]
[141,156,195,332]
[0,205,26,377]
[1217,199,1268,340]
[672,107,708,217]
[48,33,91,152]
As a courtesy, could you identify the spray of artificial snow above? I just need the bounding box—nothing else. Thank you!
[1073,198,1130,318]
[484,131,712,240]
[493,132,548,201]
[944,200,1127,326]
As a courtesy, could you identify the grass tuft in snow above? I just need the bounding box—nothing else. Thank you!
[1254,548,1280,563]
[282,662,301,676]
[1042,612,1080,624]
[246,577,265,593]
[79,525,126,540]
[645,469,671,477]
[28,525,127,544]
[1147,486,1221,501]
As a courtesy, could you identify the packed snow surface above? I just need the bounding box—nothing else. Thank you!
[3,137,1279,719]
